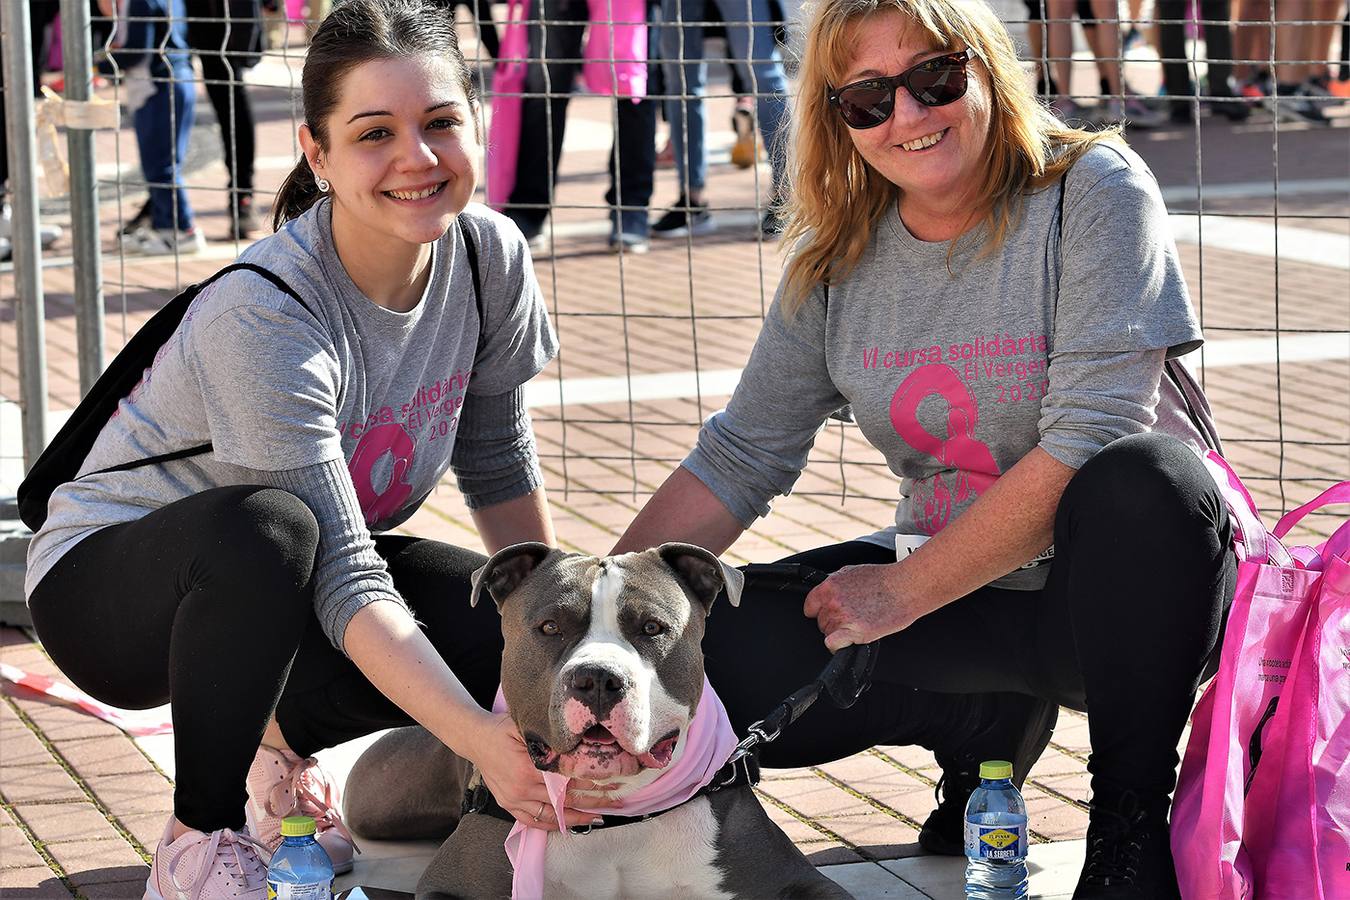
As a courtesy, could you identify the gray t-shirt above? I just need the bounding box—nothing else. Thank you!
[685,143,1206,589]
[27,200,558,646]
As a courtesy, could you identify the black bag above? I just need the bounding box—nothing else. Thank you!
[17,219,486,532]
[16,264,312,531]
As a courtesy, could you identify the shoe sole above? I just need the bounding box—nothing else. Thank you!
[652,220,717,239]
[143,876,165,900]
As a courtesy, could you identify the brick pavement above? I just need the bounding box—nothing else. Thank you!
[1,21,1347,899]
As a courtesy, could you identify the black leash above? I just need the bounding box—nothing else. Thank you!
[463,563,879,834]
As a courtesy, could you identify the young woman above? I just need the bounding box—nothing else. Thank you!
[616,1,1235,897]
[25,3,594,898]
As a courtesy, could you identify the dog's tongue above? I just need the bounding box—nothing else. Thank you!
[582,725,618,745]
[637,734,679,769]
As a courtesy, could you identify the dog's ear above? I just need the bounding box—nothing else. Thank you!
[655,543,743,614]
[471,542,555,611]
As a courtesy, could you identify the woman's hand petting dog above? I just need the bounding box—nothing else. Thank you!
[470,712,611,830]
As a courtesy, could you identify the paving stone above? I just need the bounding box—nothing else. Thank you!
[81,772,174,819]
[45,839,146,886]
[757,776,866,820]
[0,714,56,768]
[820,861,930,898]
[0,823,47,871]
[8,697,121,743]
[14,802,124,846]
[817,811,921,862]
[118,812,169,854]
[82,878,154,898]
[800,842,865,867]
[0,763,86,805]
[0,866,69,895]
[52,736,158,779]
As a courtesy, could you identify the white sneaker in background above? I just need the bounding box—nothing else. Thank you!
[120,224,207,257]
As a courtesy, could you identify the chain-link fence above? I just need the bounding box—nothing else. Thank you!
[2,0,1347,567]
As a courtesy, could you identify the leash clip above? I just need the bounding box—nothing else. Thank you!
[569,823,595,836]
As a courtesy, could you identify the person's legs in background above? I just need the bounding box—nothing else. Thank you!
[126,60,205,254]
[605,23,659,253]
[1158,0,1248,123]
[503,0,587,245]
[717,0,790,235]
[196,51,260,238]
[1271,0,1333,122]
[1087,0,1166,126]
[654,0,715,237]
[0,2,65,259]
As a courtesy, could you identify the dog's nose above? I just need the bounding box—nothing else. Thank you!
[568,664,626,710]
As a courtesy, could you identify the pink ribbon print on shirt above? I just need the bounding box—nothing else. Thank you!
[344,370,473,525]
[888,363,1001,533]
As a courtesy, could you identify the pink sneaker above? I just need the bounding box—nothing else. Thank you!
[245,745,358,875]
[143,817,269,900]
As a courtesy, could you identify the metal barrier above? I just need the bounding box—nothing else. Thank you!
[2,0,1347,557]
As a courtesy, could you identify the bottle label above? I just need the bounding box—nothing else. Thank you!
[266,878,334,900]
[964,822,1027,860]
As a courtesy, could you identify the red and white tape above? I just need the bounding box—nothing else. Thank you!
[0,662,173,736]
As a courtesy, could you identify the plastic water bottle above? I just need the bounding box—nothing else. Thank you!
[964,760,1029,899]
[266,815,335,900]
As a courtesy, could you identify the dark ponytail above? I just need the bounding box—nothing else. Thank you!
[272,156,326,233]
[270,0,479,232]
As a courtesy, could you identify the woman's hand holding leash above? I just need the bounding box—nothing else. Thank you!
[804,563,928,651]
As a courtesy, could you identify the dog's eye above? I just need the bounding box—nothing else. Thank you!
[539,620,560,636]
[642,620,665,637]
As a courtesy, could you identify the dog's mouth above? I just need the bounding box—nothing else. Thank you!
[530,726,683,779]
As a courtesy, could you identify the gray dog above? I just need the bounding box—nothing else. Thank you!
[344,542,852,899]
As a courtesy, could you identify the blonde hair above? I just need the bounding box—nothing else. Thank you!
[779,0,1122,315]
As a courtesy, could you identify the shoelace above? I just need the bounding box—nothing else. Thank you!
[1081,799,1148,886]
[174,827,271,898]
[265,757,361,854]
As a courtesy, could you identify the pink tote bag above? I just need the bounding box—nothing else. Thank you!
[486,0,531,209]
[1172,469,1350,900]
[1241,485,1350,899]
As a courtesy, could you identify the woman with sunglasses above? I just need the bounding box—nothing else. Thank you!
[615,1,1234,897]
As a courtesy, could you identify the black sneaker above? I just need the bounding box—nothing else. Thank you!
[231,195,260,239]
[917,692,1059,856]
[1073,789,1181,899]
[121,199,151,236]
[651,195,716,238]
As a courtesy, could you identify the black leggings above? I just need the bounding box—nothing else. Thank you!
[704,433,1237,801]
[196,53,257,199]
[28,486,502,832]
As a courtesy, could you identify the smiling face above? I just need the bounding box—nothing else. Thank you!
[839,10,992,225]
[302,54,478,252]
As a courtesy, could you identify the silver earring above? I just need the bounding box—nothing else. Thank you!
[316,176,330,193]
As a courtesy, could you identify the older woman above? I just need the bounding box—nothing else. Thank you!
[614,1,1235,897]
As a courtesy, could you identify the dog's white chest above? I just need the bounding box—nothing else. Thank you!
[542,797,732,899]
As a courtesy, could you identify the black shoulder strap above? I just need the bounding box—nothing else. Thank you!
[89,264,318,477]
[457,217,486,355]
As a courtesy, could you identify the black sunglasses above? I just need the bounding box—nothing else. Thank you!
[827,47,976,130]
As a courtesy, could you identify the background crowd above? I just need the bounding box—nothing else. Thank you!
[10,0,1350,256]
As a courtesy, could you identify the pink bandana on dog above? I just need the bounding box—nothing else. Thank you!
[494,677,739,899]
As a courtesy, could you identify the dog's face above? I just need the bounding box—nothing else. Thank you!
[471,544,742,783]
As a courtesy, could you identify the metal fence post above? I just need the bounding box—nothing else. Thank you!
[2,0,49,470]
[61,0,104,394]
